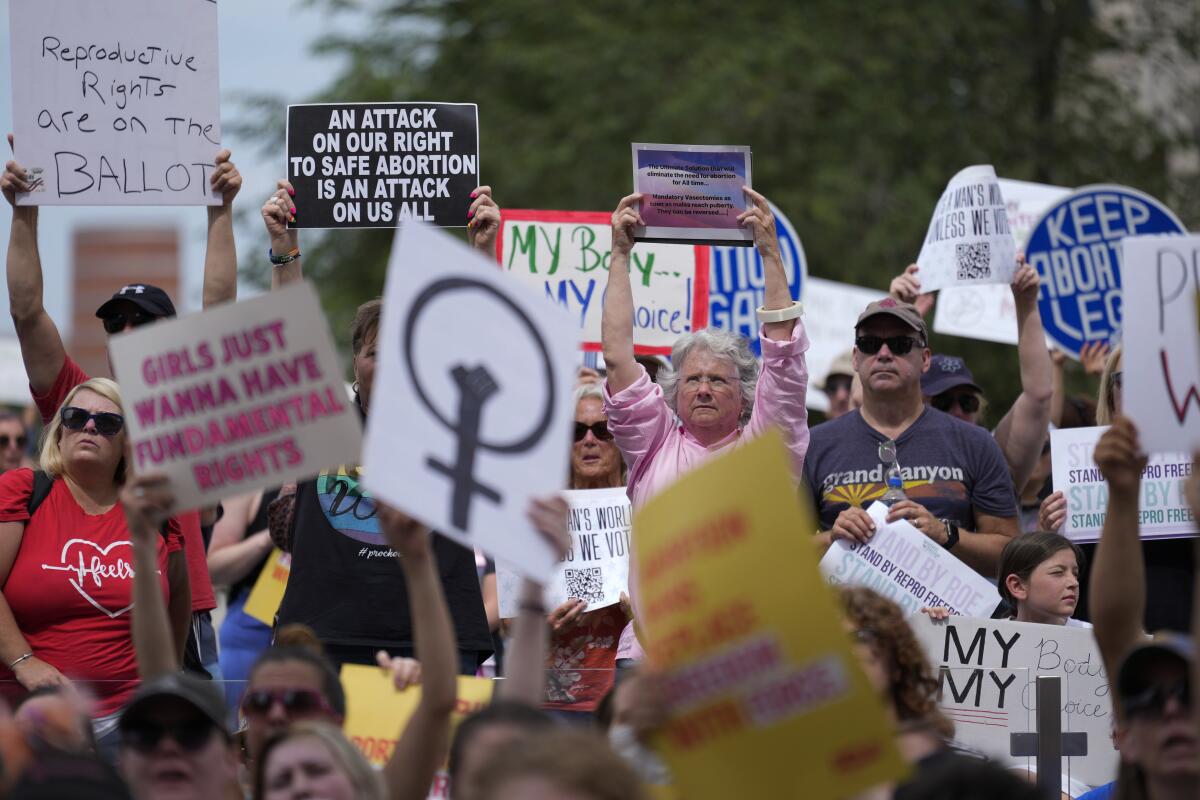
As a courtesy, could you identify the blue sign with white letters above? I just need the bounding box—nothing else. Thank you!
[1025,185,1185,359]
[707,202,807,356]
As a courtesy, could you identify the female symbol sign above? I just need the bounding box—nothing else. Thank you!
[404,277,557,530]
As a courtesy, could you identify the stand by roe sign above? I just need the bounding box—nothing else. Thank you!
[1024,185,1185,358]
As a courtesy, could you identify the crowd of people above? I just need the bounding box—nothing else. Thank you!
[0,137,1195,800]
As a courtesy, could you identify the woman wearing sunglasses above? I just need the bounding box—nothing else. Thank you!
[0,378,182,757]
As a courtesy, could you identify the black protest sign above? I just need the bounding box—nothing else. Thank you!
[287,102,479,229]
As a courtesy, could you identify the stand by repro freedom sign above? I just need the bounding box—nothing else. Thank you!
[1024,185,1185,359]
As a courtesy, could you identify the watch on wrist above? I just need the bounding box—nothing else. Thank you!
[940,519,959,550]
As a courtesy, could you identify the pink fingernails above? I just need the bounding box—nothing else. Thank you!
[467,210,474,218]
[470,191,478,198]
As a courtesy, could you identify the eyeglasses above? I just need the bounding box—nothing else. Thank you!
[1123,681,1190,719]
[122,717,218,753]
[0,435,26,449]
[855,335,924,356]
[60,407,125,436]
[240,688,335,720]
[101,308,156,335]
[573,421,613,442]
[932,393,981,414]
[1111,371,1123,390]
[825,375,852,395]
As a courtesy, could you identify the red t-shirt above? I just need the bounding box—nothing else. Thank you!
[0,468,181,715]
[33,356,216,613]
[543,605,625,712]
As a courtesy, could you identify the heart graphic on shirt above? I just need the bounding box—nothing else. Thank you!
[40,538,137,619]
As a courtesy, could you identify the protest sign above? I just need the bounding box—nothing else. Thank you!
[819,502,1001,617]
[496,488,631,617]
[341,666,494,798]
[632,143,753,246]
[287,102,479,228]
[915,166,1017,294]
[1051,426,1195,541]
[1025,185,1186,359]
[1121,234,1200,455]
[109,282,363,511]
[634,431,906,799]
[243,549,291,626]
[708,201,808,358]
[497,210,709,355]
[10,0,221,206]
[934,179,1071,345]
[364,221,578,582]
[911,615,1118,789]
[800,278,885,412]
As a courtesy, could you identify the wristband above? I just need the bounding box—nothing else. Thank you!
[940,519,960,550]
[8,652,32,670]
[755,300,804,324]
[269,247,301,266]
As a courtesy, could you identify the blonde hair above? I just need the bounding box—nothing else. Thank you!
[38,378,126,484]
[1096,344,1123,425]
[254,721,384,800]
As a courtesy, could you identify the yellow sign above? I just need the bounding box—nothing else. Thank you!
[634,431,906,799]
[341,665,494,780]
[243,549,291,626]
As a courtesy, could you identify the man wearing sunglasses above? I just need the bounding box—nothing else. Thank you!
[0,410,29,474]
[922,355,985,423]
[805,298,1018,578]
[3,142,242,683]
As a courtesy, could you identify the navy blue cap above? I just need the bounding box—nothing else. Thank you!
[95,283,176,321]
[921,354,982,397]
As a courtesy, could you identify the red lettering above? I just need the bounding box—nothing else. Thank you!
[1161,348,1200,424]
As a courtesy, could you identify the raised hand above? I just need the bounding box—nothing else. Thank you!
[1079,341,1111,377]
[1010,259,1040,308]
[737,187,781,258]
[2,135,30,207]
[466,185,500,253]
[210,149,242,207]
[611,193,644,257]
[376,501,432,559]
[1094,417,1147,495]
[119,473,177,543]
[527,495,571,563]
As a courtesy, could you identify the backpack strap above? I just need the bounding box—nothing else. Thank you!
[26,470,56,519]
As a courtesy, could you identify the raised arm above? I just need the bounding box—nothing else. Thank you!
[122,473,181,681]
[3,137,66,395]
[601,193,644,394]
[201,149,242,308]
[375,502,458,800]
[262,180,302,289]
[1089,417,1148,681]
[1048,349,1067,428]
[992,263,1053,489]
[741,187,794,342]
[888,264,935,318]
[467,185,500,255]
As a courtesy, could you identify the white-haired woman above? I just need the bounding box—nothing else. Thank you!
[0,377,182,754]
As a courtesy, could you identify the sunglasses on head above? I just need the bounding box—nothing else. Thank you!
[0,435,26,449]
[122,717,218,754]
[101,308,156,335]
[855,335,924,356]
[573,421,613,442]
[240,688,335,720]
[932,393,981,414]
[60,407,124,436]
[1123,680,1190,720]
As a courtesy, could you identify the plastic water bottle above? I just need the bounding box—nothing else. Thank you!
[880,466,907,506]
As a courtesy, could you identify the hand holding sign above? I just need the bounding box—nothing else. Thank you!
[916,166,1017,294]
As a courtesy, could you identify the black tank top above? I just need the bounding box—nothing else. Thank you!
[228,487,282,604]
[275,465,492,656]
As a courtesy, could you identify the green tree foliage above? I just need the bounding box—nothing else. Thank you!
[239,0,1198,416]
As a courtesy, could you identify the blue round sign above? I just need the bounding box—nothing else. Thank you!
[707,202,807,357]
[1024,184,1185,358]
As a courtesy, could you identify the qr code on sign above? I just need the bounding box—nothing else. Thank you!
[564,567,605,605]
[956,242,991,280]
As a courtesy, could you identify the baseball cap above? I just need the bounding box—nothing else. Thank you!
[118,674,229,738]
[921,354,983,397]
[819,350,855,391]
[95,283,177,321]
[1117,633,1193,713]
[855,298,928,342]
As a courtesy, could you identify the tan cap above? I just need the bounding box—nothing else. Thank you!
[819,349,855,390]
[855,298,928,341]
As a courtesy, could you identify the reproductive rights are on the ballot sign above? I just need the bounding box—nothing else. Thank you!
[915,165,1017,294]
[1024,185,1186,359]
[108,282,364,511]
[287,102,479,228]
[9,0,222,205]
[632,143,754,246]
[498,210,709,354]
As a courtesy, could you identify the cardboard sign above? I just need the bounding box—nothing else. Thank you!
[364,221,578,582]
[341,665,494,798]
[496,488,631,617]
[916,166,1017,293]
[911,615,1118,790]
[1122,235,1200,455]
[819,502,1001,617]
[1052,427,1197,542]
[287,102,479,228]
[632,143,753,246]
[801,278,885,413]
[10,0,221,206]
[933,179,1071,345]
[243,549,291,626]
[1025,185,1186,359]
[109,282,363,511]
[708,201,808,358]
[634,432,906,799]
[497,210,709,355]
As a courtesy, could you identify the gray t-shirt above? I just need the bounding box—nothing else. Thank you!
[803,408,1017,530]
